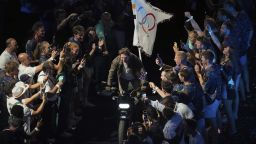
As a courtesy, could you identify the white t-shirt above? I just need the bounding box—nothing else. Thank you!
[37,71,57,101]
[121,62,135,80]
[18,64,36,79]
[0,50,18,70]
[175,103,194,119]
[150,100,194,119]
[6,96,33,117]
[6,96,33,134]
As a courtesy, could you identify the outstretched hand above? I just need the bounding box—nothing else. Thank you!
[155,54,163,67]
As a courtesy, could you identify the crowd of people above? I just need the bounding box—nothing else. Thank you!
[122,1,255,144]
[0,0,255,144]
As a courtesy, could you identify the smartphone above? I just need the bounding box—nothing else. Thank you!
[58,75,64,82]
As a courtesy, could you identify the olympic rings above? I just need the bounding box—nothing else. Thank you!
[137,6,156,33]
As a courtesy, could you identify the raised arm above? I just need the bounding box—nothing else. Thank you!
[31,94,46,116]
[184,12,203,34]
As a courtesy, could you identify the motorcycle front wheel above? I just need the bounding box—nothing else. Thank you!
[118,120,127,144]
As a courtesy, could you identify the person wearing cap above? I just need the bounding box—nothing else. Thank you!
[0,105,42,144]
[6,81,46,135]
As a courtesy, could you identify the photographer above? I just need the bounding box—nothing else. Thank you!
[33,41,58,64]
[37,60,64,143]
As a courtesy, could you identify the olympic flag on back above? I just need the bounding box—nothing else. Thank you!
[131,0,173,56]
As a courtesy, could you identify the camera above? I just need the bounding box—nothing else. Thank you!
[142,110,148,122]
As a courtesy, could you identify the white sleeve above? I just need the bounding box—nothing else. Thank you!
[37,74,51,93]
[150,100,165,112]
[22,104,33,116]
[27,66,36,77]
[176,103,194,119]
[37,74,44,83]
[19,66,36,78]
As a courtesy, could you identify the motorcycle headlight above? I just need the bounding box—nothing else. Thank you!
[118,103,130,109]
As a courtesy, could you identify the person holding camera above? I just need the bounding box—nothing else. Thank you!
[33,41,58,64]
[69,25,96,107]
[57,42,86,136]
[7,80,46,136]
[37,60,64,143]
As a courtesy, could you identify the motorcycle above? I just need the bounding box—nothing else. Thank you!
[115,85,152,144]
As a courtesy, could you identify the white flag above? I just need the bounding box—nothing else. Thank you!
[131,0,173,56]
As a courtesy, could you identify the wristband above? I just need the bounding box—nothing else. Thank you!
[59,58,64,61]
[56,84,60,89]
[48,57,54,61]
[35,127,40,132]
[185,16,193,22]
[78,65,83,69]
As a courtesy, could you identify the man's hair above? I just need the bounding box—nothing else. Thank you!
[101,12,111,20]
[161,96,176,109]
[11,105,24,119]
[6,38,15,47]
[222,21,233,30]
[85,27,96,34]
[162,107,175,119]
[196,36,210,49]
[196,36,207,42]
[32,21,44,33]
[33,41,49,59]
[161,81,173,94]
[118,47,130,55]
[146,105,158,121]
[175,51,187,62]
[179,68,192,82]
[163,69,173,81]
[204,17,217,29]
[72,25,85,35]
[42,61,54,72]
[169,71,180,84]
[201,50,214,62]
[188,31,198,39]
[5,61,19,74]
